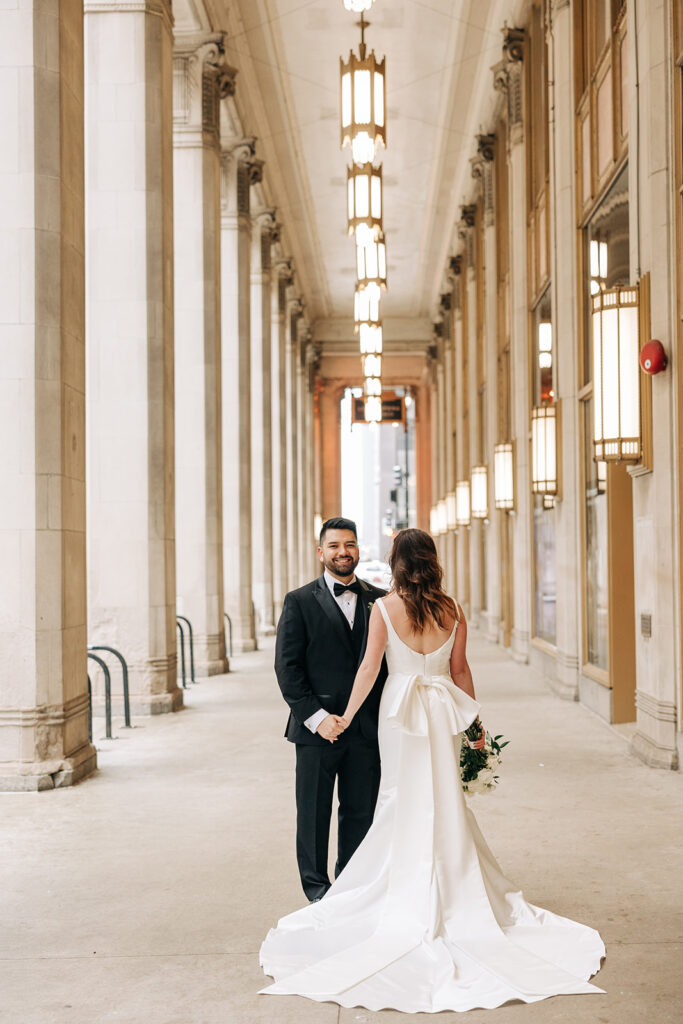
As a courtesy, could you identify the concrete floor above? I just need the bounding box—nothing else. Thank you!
[2,634,682,1024]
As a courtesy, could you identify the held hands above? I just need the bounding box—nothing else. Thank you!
[316,714,347,743]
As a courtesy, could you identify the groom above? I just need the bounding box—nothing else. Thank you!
[274,517,388,902]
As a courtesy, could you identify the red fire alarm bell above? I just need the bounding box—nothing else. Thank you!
[639,339,668,375]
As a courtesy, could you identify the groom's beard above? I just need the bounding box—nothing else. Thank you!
[322,553,359,579]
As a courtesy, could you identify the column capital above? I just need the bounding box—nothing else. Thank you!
[275,257,294,284]
[253,207,278,233]
[471,134,495,225]
[173,32,237,142]
[493,27,525,141]
[220,140,262,219]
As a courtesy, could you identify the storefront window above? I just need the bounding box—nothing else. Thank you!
[533,494,556,644]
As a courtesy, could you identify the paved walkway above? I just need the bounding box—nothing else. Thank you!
[2,633,682,1024]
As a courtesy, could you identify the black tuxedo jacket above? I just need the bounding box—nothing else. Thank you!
[274,575,388,746]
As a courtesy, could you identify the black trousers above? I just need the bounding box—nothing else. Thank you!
[295,732,381,902]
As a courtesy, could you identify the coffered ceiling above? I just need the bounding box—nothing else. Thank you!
[176,0,523,344]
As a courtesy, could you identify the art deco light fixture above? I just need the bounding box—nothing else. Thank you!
[354,282,381,329]
[437,499,448,536]
[365,395,382,422]
[356,229,387,289]
[430,505,438,536]
[362,353,382,378]
[471,465,488,519]
[340,15,386,166]
[531,404,559,496]
[446,491,457,531]
[455,481,471,527]
[343,0,375,11]
[493,442,515,511]
[359,321,383,354]
[592,285,640,462]
[347,163,383,238]
[538,320,552,370]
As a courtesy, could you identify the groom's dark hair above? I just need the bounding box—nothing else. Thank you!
[319,517,357,543]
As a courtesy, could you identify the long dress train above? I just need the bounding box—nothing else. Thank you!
[259,598,605,1013]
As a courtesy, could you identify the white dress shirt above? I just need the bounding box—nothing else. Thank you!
[303,570,359,734]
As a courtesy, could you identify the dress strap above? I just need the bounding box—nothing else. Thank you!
[375,597,391,628]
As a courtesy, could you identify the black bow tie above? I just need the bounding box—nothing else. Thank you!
[333,579,362,598]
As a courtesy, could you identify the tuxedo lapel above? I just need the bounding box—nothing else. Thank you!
[356,579,373,667]
[313,576,355,655]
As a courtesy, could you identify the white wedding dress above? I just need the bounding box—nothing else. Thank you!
[260,599,605,1013]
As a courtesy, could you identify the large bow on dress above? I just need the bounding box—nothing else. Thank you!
[385,672,481,737]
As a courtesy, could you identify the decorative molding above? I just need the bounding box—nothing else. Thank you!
[460,203,476,228]
[492,27,525,140]
[0,691,91,728]
[84,0,173,33]
[635,689,678,724]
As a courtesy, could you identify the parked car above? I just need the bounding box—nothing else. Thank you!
[356,559,392,590]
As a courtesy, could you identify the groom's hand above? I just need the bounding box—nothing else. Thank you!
[317,714,346,742]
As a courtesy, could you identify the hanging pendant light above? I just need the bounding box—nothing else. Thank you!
[592,285,640,462]
[356,228,387,289]
[347,163,383,238]
[343,0,375,11]
[365,396,382,422]
[340,15,386,166]
[354,282,381,330]
[362,353,382,378]
[359,321,382,354]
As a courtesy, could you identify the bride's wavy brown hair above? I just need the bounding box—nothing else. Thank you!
[388,528,459,634]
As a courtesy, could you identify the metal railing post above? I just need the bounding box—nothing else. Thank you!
[176,615,196,683]
[87,675,93,742]
[87,646,131,727]
[87,652,113,739]
[176,619,187,688]
[224,612,233,658]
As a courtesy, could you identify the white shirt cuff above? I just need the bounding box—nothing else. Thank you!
[304,708,329,734]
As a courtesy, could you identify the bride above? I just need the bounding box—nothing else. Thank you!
[260,528,605,1013]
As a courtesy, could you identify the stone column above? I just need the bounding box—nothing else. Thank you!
[465,217,482,624]
[250,209,277,634]
[85,0,181,713]
[442,294,457,594]
[219,139,259,652]
[500,38,531,662]
[436,339,447,568]
[0,0,97,788]
[548,0,581,696]
[172,34,233,675]
[483,216,500,643]
[296,323,308,585]
[271,260,291,619]
[285,297,302,589]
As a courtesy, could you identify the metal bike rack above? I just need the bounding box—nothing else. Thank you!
[224,612,233,658]
[87,676,93,743]
[87,646,131,728]
[176,615,196,684]
[87,652,113,739]
[176,619,187,689]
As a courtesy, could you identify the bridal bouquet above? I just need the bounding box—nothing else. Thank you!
[460,719,509,796]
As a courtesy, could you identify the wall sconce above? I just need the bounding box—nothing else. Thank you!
[494,442,515,511]
[446,491,457,531]
[471,465,488,519]
[455,481,471,527]
[437,499,448,535]
[430,505,438,535]
[313,513,323,538]
[340,16,386,165]
[592,285,640,462]
[531,403,560,497]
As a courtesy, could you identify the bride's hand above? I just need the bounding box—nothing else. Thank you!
[317,714,346,742]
